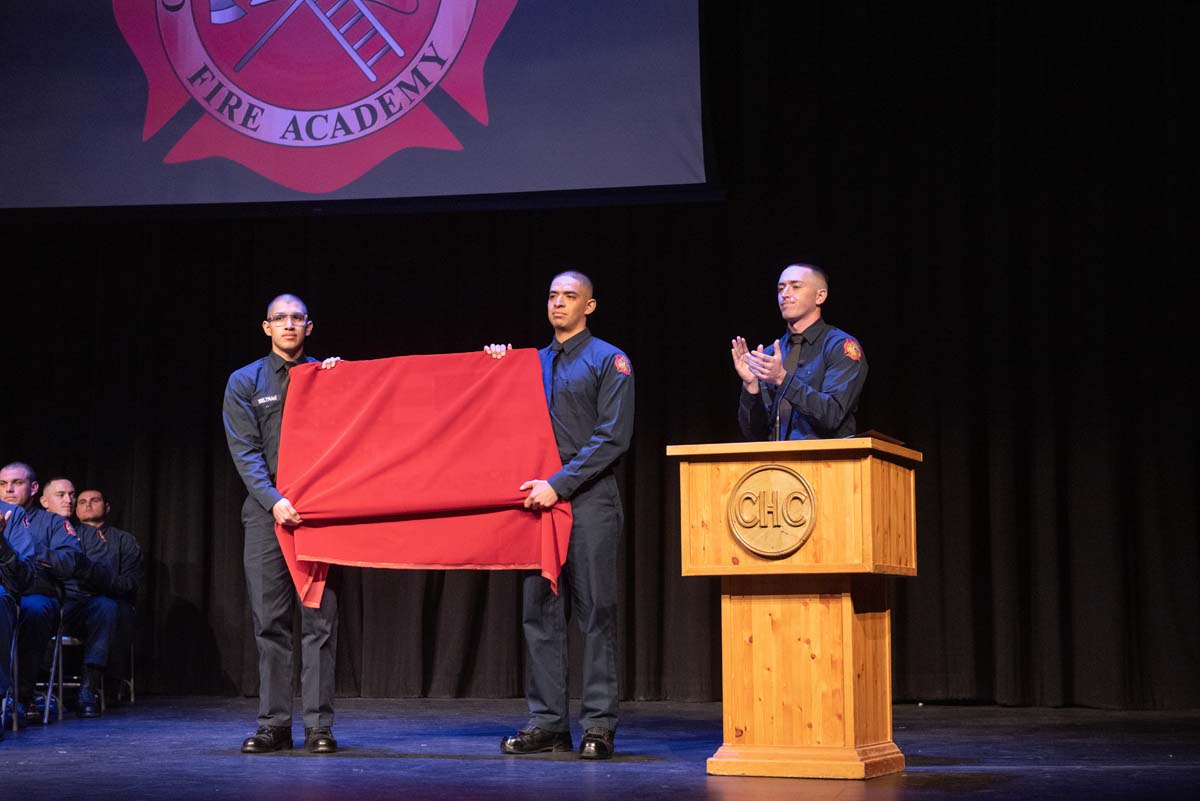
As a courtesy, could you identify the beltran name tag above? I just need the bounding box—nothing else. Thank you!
[255,395,281,405]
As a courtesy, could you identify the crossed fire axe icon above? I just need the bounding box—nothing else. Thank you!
[210,0,419,82]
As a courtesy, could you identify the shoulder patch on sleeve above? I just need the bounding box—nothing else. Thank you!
[64,521,78,538]
[614,354,632,375]
[843,339,863,361]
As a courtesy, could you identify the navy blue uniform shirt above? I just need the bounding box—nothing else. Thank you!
[223,352,317,514]
[10,507,87,597]
[66,523,144,605]
[540,329,635,499]
[0,501,37,594]
[738,318,868,440]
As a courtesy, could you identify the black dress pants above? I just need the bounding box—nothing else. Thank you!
[243,496,337,729]
[522,475,622,734]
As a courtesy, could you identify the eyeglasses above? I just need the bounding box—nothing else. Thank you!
[267,313,309,327]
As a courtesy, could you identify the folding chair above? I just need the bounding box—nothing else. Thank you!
[44,623,135,715]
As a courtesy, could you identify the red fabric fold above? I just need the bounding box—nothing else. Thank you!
[273,350,572,607]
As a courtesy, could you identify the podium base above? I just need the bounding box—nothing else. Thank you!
[707,741,905,779]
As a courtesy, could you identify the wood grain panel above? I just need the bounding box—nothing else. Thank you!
[681,459,865,574]
[672,440,919,779]
[715,575,902,778]
[870,457,917,572]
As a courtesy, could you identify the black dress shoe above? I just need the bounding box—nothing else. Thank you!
[77,667,103,717]
[19,702,40,725]
[22,696,50,725]
[579,727,615,760]
[500,726,573,754]
[304,726,338,754]
[76,687,101,718]
[241,725,293,753]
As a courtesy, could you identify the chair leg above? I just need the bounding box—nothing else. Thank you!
[7,633,15,733]
[43,618,63,724]
[2,687,13,733]
[55,634,64,721]
[115,641,135,706]
[9,625,18,733]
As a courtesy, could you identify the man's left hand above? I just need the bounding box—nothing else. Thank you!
[519,479,559,510]
[745,339,787,386]
[320,357,342,369]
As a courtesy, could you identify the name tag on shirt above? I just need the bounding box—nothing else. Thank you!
[255,395,280,405]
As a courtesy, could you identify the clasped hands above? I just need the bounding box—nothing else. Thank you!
[731,336,787,391]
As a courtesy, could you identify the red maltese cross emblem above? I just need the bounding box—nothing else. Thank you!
[113,0,517,192]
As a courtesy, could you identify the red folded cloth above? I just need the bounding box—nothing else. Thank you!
[274,349,572,607]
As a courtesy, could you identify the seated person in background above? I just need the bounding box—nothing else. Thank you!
[0,462,91,723]
[69,488,144,715]
[0,502,39,737]
[40,477,77,522]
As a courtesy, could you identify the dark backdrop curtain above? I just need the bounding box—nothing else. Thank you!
[1,1,1194,709]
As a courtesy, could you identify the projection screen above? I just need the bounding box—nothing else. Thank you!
[0,1,705,208]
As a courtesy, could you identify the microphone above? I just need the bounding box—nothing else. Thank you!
[774,391,781,441]
[772,343,800,441]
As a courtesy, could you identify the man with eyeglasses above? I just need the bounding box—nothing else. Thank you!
[64,488,143,717]
[222,294,342,755]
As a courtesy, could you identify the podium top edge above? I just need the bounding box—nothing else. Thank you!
[665,437,924,464]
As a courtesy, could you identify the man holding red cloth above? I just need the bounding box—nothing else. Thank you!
[489,271,635,760]
[222,294,342,755]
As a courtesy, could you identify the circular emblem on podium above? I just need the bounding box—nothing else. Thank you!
[726,464,816,558]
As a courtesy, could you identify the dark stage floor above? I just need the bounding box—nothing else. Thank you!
[1,696,1197,800]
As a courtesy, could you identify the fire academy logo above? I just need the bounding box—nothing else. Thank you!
[113,0,517,192]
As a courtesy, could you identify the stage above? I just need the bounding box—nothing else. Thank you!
[2,697,1197,800]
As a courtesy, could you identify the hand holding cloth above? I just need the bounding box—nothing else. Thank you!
[274,349,571,607]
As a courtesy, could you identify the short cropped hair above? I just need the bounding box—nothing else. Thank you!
[551,270,594,295]
[784,263,829,289]
[265,293,308,319]
[0,462,37,483]
[41,477,74,494]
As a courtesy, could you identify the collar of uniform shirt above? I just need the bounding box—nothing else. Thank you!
[553,328,592,355]
[789,317,829,345]
[268,351,305,374]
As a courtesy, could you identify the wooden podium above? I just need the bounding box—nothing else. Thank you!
[665,437,922,779]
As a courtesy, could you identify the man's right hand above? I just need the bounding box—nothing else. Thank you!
[272,498,303,527]
[730,336,759,393]
[484,343,513,359]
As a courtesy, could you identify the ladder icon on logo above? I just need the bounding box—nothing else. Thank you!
[213,0,412,83]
